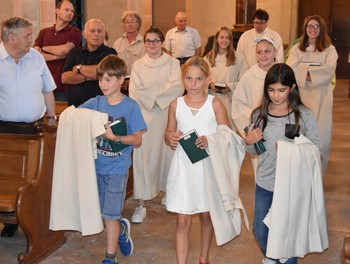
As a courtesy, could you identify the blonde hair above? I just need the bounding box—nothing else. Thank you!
[182,56,210,80]
[206,26,236,67]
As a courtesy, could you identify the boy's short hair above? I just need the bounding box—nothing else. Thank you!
[96,55,127,79]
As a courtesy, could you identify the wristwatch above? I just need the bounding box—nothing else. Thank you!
[48,115,58,121]
[77,64,82,74]
[115,135,122,144]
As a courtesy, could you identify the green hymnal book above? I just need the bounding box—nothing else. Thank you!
[109,118,129,153]
[179,129,209,164]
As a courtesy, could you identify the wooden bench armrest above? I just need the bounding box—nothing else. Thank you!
[0,123,66,263]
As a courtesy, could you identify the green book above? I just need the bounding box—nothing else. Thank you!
[108,118,129,153]
[179,129,209,164]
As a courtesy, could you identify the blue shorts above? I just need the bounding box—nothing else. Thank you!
[97,172,128,220]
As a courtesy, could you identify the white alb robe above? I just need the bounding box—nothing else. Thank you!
[50,106,108,236]
[129,53,184,199]
[205,53,246,129]
[231,63,267,136]
[287,44,338,171]
[204,125,249,246]
[264,135,329,259]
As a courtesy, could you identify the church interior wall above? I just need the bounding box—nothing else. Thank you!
[0,0,298,54]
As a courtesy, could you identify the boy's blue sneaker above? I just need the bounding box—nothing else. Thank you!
[101,259,118,264]
[119,218,133,256]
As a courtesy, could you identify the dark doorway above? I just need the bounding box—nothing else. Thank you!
[298,0,350,79]
[330,0,350,79]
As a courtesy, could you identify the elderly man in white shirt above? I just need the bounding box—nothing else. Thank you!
[236,9,284,69]
[164,12,202,65]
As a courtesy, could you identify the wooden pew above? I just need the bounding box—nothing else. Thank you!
[345,234,350,263]
[0,124,66,264]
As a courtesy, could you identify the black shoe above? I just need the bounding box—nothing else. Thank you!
[1,224,18,237]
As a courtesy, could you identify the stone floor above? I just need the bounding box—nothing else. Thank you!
[0,80,349,264]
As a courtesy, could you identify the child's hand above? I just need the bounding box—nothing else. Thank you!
[196,135,208,149]
[220,85,230,94]
[101,124,116,141]
[245,123,263,145]
[168,130,183,150]
[209,82,215,90]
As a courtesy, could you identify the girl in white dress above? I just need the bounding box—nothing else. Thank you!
[165,56,230,264]
[205,26,246,129]
[129,27,183,224]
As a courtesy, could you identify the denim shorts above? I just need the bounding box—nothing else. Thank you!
[97,172,128,220]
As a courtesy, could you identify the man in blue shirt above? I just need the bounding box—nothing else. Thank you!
[0,16,57,236]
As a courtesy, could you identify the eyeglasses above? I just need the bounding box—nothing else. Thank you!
[124,20,137,24]
[145,39,161,45]
[253,20,267,25]
[307,24,320,29]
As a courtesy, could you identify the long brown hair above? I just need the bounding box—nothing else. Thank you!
[299,15,332,52]
[206,26,236,67]
[252,63,304,135]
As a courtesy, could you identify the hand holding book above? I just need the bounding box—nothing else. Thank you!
[209,82,227,94]
[108,118,129,153]
[179,129,209,164]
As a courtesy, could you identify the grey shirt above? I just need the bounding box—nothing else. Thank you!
[245,106,321,191]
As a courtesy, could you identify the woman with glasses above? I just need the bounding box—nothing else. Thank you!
[204,26,246,129]
[129,27,184,224]
[286,15,338,172]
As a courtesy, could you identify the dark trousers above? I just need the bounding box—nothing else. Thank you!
[0,120,41,135]
[176,56,191,65]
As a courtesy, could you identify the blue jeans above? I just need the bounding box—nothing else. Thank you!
[97,172,128,220]
[253,184,298,264]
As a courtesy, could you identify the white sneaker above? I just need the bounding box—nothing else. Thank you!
[262,258,276,264]
[161,195,166,206]
[131,206,146,224]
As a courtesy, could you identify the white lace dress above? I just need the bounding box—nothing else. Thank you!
[166,95,218,214]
